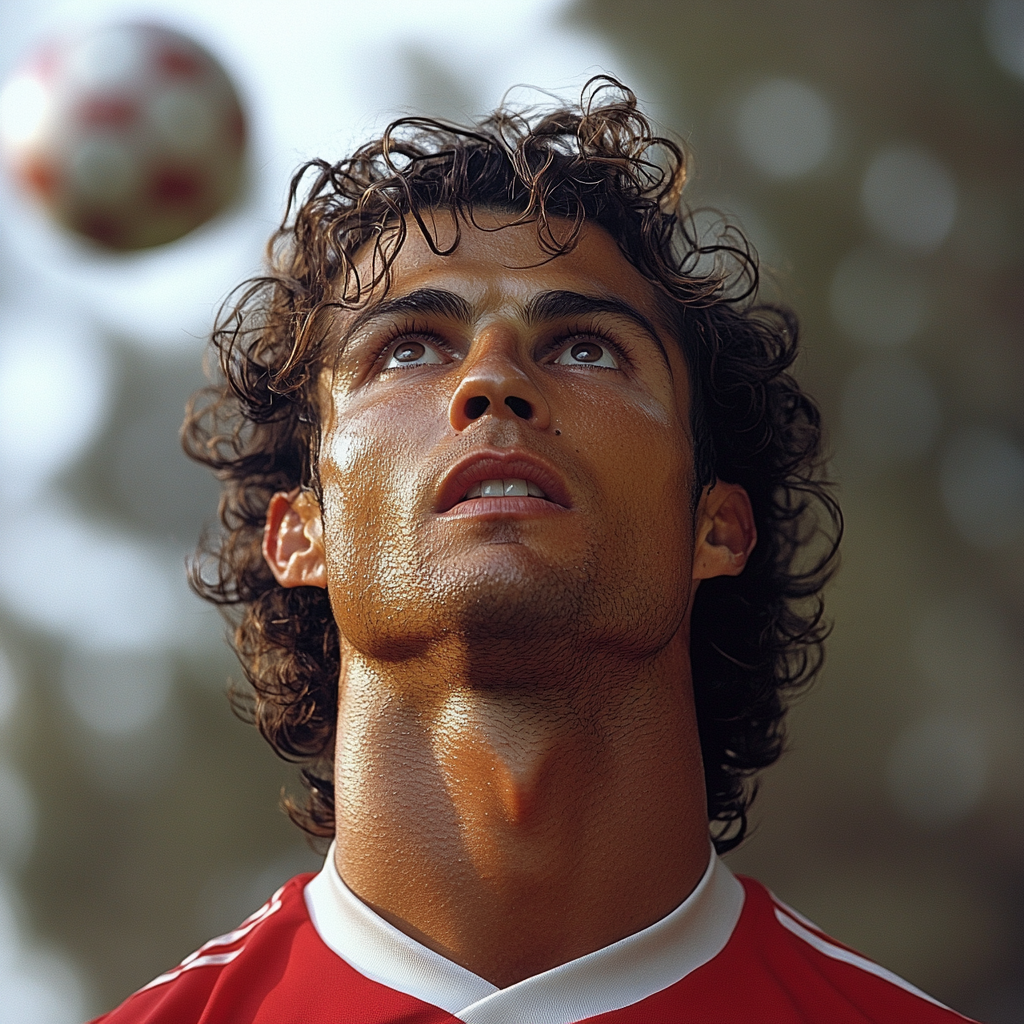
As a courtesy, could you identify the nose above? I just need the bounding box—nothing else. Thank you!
[448,327,551,432]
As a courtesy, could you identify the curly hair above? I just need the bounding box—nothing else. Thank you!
[183,77,841,854]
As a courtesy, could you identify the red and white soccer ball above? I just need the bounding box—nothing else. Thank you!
[0,22,246,250]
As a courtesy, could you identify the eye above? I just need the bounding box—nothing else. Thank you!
[383,337,446,370]
[554,339,619,369]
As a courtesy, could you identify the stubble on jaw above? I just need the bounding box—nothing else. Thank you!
[327,514,694,704]
[316,431,697,686]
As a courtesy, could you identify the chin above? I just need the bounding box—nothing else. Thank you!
[430,555,592,644]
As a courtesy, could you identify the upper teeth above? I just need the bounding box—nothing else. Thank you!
[463,478,547,500]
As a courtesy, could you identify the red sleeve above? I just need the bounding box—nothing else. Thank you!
[89,875,457,1024]
[87,877,306,1024]
[585,878,978,1024]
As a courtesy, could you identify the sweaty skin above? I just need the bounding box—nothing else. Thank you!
[262,212,756,989]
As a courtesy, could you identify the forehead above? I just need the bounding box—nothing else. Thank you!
[357,210,675,328]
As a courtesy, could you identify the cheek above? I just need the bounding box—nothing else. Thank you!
[560,383,691,508]
[320,415,413,570]
[318,388,447,588]
[564,386,694,579]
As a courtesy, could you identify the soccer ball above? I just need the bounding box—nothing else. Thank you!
[0,22,246,251]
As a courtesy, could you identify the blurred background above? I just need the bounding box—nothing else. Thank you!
[0,0,1020,1020]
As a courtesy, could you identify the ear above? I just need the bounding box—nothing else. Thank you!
[692,482,757,581]
[263,489,328,589]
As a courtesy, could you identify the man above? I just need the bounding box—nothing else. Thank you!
[94,79,973,1023]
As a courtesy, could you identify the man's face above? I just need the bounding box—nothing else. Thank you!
[317,211,698,664]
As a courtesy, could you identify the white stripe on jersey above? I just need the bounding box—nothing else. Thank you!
[139,950,244,991]
[769,894,825,934]
[138,884,286,993]
[773,906,955,1013]
[188,888,284,959]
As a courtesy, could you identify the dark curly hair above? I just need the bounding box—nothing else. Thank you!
[183,78,841,854]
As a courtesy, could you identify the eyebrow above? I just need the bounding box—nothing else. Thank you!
[523,290,669,365]
[345,288,473,340]
[345,287,671,366]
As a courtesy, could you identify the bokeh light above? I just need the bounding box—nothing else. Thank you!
[861,146,958,253]
[829,246,929,347]
[0,310,112,499]
[60,649,172,736]
[0,649,19,727]
[734,78,834,180]
[0,879,87,1024]
[0,763,35,869]
[887,715,989,827]
[940,427,1024,548]
[985,0,1024,80]
[0,503,182,650]
[71,710,184,798]
[840,355,941,466]
[911,597,1021,711]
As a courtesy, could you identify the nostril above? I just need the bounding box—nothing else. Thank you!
[464,396,490,420]
[505,396,532,420]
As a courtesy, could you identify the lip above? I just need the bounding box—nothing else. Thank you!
[434,449,573,514]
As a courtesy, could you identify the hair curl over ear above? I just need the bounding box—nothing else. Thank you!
[183,77,841,853]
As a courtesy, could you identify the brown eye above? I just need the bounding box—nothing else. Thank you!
[570,341,602,362]
[394,341,425,362]
[554,338,619,369]
[383,337,445,370]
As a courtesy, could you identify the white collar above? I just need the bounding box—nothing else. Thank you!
[304,841,744,1024]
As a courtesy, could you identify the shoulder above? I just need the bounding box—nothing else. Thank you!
[90,873,458,1024]
[88,874,315,1024]
[594,873,978,1024]
[87,872,456,1024]
[686,875,976,1024]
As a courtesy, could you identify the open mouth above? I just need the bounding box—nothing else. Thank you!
[461,478,550,501]
[435,452,572,514]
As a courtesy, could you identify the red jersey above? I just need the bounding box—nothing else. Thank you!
[92,849,974,1024]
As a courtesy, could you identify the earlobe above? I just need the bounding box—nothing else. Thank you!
[692,482,757,581]
[263,489,328,589]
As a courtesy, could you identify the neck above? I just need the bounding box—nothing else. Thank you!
[332,637,710,988]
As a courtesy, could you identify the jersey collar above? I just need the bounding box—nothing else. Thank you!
[304,841,744,1024]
